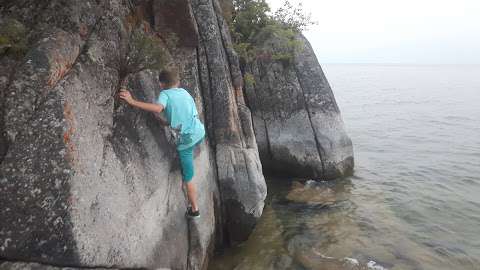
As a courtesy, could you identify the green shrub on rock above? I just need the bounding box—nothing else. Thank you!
[254,22,303,66]
[107,16,170,103]
[107,14,171,98]
[0,18,28,59]
[117,27,169,81]
[243,72,256,88]
[230,0,315,66]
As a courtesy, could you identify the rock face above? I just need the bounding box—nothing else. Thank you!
[244,34,354,180]
[192,0,267,245]
[0,0,352,268]
[0,56,14,163]
[0,0,265,269]
[0,261,113,270]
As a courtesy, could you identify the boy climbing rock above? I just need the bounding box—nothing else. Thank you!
[119,69,205,219]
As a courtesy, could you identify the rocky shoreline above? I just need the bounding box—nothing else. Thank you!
[0,1,353,269]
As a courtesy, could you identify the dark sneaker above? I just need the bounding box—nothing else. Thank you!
[186,207,200,219]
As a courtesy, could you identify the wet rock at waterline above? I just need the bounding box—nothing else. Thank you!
[244,34,354,180]
[294,248,389,270]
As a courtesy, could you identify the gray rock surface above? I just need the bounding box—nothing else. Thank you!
[1,0,351,268]
[0,0,266,269]
[0,57,16,163]
[244,34,354,180]
[192,0,267,245]
[0,261,113,270]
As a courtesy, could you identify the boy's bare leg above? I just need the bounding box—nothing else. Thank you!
[185,181,198,212]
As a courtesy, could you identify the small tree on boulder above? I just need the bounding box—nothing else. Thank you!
[109,12,170,102]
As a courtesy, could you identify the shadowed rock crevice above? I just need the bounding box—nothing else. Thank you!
[196,46,215,146]
[0,58,17,164]
[153,0,199,48]
[243,64,274,162]
[0,111,7,164]
[196,44,227,250]
[223,199,258,242]
[294,67,327,179]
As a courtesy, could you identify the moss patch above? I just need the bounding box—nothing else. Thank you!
[0,18,28,59]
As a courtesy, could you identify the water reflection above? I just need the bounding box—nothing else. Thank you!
[209,177,384,270]
[209,65,480,270]
[209,175,479,270]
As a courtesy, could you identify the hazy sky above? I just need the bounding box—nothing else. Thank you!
[267,0,480,64]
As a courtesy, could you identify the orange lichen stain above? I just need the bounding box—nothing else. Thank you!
[64,101,75,123]
[47,57,74,88]
[63,102,76,164]
[234,86,246,105]
[46,36,80,88]
[63,127,74,144]
[124,6,151,33]
[124,13,140,32]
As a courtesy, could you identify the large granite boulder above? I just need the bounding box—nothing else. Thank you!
[244,34,354,180]
[0,0,266,269]
[0,56,16,163]
[191,0,267,245]
[0,261,114,270]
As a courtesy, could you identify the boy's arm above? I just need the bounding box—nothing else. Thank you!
[119,89,164,113]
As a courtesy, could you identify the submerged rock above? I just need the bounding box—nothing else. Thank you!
[294,248,388,270]
[285,181,337,206]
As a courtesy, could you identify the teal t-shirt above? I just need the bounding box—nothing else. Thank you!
[156,88,205,150]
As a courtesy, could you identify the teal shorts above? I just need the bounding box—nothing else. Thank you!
[178,137,204,182]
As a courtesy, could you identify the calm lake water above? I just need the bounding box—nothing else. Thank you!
[209,64,480,270]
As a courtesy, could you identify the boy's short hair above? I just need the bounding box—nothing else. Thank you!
[158,69,180,88]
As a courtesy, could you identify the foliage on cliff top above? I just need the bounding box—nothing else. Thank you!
[0,18,28,59]
[230,0,315,65]
[112,14,170,88]
[271,0,315,32]
[118,27,168,78]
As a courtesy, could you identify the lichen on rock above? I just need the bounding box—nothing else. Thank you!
[244,33,354,180]
[0,0,267,269]
[0,0,352,269]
